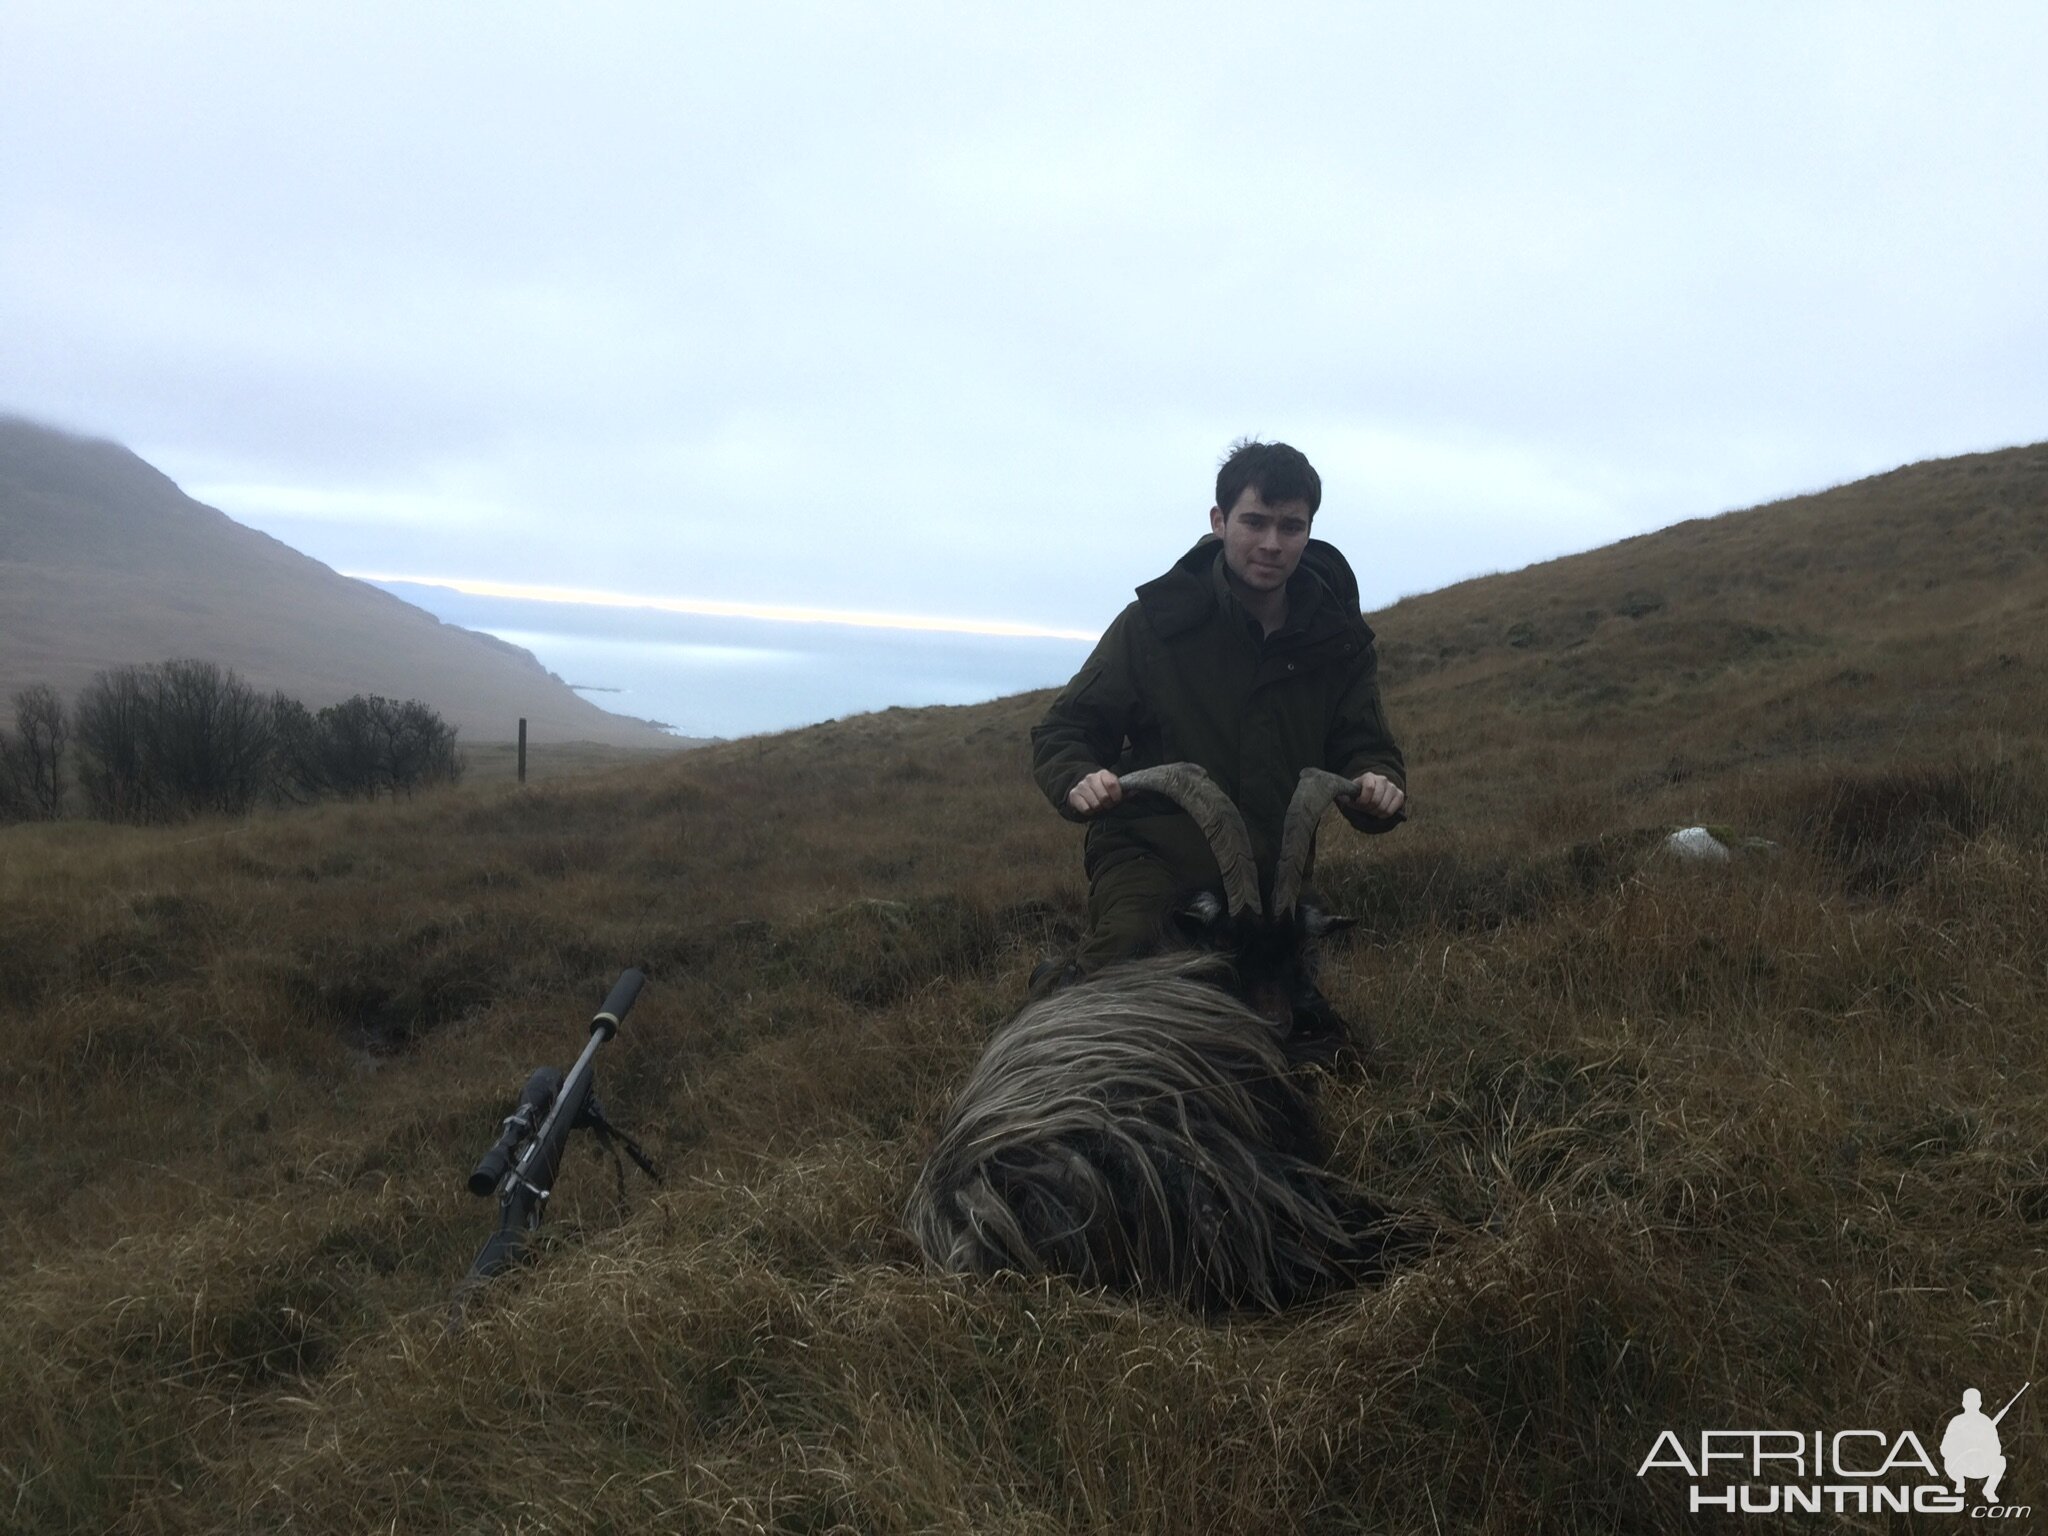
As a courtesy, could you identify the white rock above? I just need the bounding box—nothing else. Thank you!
[1665,826,1732,862]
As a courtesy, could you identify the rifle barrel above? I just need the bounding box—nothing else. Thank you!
[509,967,648,1196]
[593,969,645,1037]
[1992,1381,2031,1425]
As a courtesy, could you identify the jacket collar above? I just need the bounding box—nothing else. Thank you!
[1136,534,1372,645]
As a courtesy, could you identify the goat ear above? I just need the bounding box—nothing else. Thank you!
[1302,908,1357,940]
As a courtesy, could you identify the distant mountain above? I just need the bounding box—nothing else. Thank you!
[0,416,678,747]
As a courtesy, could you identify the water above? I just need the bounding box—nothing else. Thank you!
[373,581,1094,738]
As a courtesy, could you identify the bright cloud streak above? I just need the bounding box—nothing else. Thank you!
[349,572,1102,643]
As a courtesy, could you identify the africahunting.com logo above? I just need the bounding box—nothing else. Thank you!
[1637,1383,2031,1519]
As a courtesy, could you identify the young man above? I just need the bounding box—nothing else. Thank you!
[1030,439,1406,975]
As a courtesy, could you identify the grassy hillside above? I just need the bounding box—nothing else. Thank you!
[3,445,2046,1532]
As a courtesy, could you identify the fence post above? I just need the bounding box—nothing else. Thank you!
[517,718,527,784]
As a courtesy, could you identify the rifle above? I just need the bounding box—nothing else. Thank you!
[449,968,661,1327]
[1992,1382,2031,1425]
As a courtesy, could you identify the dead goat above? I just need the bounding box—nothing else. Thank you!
[906,764,1427,1313]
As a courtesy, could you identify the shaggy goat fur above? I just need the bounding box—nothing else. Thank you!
[907,952,1414,1313]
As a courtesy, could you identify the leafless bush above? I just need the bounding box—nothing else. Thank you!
[315,694,465,799]
[72,664,156,821]
[67,664,465,821]
[267,693,328,803]
[143,658,279,817]
[0,683,67,821]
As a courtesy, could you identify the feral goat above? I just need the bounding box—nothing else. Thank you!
[906,764,1427,1313]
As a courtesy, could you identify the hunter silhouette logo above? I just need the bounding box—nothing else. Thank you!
[1942,1384,2028,1506]
[1636,1381,2032,1518]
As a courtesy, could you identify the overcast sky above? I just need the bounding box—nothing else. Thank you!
[5,3,2046,731]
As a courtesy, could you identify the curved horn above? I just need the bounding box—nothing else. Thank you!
[1116,762,1262,918]
[1271,768,1361,918]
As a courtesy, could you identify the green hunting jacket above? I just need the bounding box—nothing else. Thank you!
[1030,535,1405,901]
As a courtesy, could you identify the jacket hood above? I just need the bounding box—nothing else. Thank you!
[1136,534,1370,642]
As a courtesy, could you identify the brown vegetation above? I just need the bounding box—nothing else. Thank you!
[2,444,2046,1532]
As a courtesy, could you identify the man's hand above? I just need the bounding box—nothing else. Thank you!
[1067,768,1123,817]
[1353,772,1405,818]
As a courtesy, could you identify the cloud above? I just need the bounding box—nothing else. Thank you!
[195,484,510,530]
[3,1,2045,668]
[351,573,1101,642]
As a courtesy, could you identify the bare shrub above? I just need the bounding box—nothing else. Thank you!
[73,660,278,821]
[146,658,278,817]
[267,693,328,803]
[315,694,465,800]
[67,666,463,820]
[0,683,67,821]
[385,696,465,795]
[71,664,155,821]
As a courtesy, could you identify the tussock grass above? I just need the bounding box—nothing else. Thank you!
[6,450,2048,1530]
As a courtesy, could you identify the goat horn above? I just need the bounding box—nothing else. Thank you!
[1115,762,1263,918]
[1271,768,1360,918]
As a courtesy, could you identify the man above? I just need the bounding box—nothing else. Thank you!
[1941,1387,2010,1504]
[1030,438,1406,978]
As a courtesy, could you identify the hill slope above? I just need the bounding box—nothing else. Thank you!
[1,441,2044,1533]
[0,416,677,747]
[1370,441,2048,838]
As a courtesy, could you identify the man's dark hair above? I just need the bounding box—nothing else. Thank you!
[1215,438,1321,519]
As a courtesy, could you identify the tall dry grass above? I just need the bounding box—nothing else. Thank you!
[5,445,2048,1531]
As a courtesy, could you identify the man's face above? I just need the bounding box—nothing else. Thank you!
[1210,488,1313,594]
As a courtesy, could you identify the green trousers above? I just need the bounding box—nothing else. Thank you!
[1075,856,1185,975]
